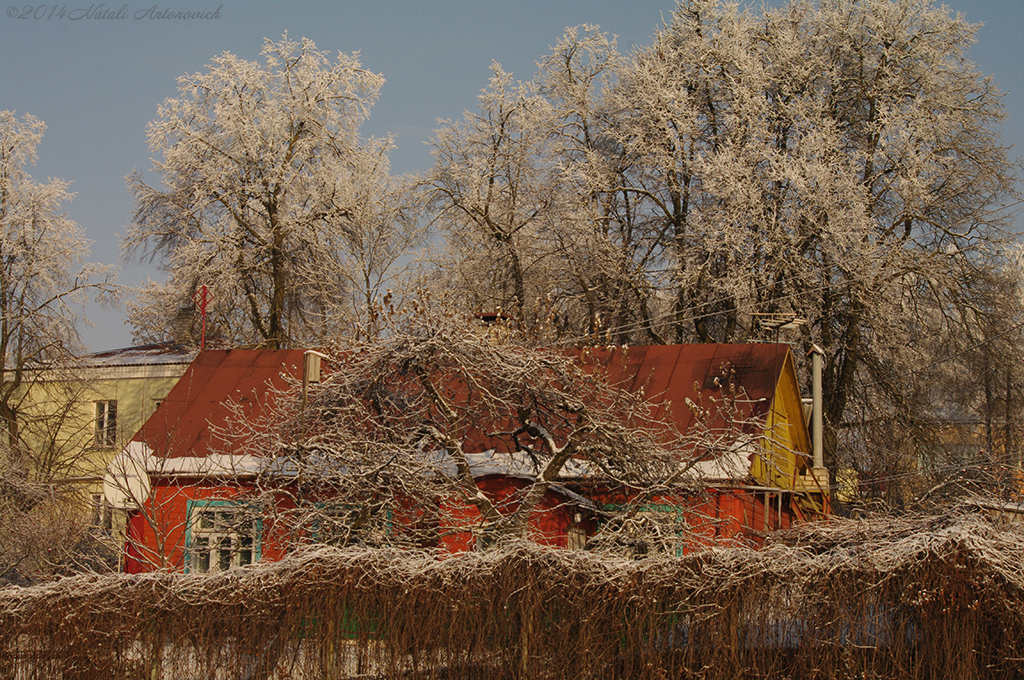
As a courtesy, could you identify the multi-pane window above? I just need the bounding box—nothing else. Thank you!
[314,505,389,547]
[90,493,113,531]
[94,400,117,447]
[188,505,259,573]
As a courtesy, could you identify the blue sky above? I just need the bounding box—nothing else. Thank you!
[1,0,1021,351]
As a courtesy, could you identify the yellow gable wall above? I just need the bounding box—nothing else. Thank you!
[750,352,812,489]
[15,363,189,491]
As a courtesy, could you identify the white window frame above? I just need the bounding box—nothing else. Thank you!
[94,400,117,447]
[186,502,260,573]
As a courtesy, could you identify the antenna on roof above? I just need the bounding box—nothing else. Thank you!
[755,313,808,343]
[192,285,212,352]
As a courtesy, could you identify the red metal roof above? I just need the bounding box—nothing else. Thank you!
[573,344,791,436]
[134,344,795,461]
[133,349,307,459]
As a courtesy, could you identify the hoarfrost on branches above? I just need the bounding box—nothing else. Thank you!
[425,63,564,334]
[0,111,118,583]
[125,34,418,349]
[227,303,759,552]
[0,111,116,445]
[425,0,1022,494]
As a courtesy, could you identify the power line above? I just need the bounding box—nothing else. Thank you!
[856,318,1024,390]
[551,239,997,348]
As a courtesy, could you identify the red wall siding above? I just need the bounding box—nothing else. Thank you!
[437,477,586,554]
[125,478,801,573]
[125,480,288,572]
[127,475,591,572]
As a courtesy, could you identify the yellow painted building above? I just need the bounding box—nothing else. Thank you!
[12,344,193,525]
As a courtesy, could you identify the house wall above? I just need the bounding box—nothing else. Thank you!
[128,475,596,572]
[16,364,188,483]
[750,352,813,490]
[125,479,291,572]
[586,486,800,551]
[438,476,593,554]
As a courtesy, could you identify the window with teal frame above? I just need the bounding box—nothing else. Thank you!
[310,502,393,547]
[601,503,690,557]
[185,500,263,574]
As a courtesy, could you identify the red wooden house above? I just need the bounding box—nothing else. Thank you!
[107,344,828,573]
[569,344,829,552]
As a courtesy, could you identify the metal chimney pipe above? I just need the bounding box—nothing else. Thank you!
[810,344,824,469]
[302,350,329,409]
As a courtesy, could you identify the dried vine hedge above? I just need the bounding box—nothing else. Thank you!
[1,511,1022,679]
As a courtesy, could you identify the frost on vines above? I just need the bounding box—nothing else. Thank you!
[246,316,680,548]
[0,111,116,447]
[125,34,416,349]
[226,306,767,551]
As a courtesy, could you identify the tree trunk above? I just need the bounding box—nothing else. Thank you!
[267,205,287,350]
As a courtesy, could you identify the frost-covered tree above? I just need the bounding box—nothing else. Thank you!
[227,301,762,552]
[0,113,118,583]
[0,111,115,447]
[425,64,565,333]
[610,0,1021,472]
[426,30,670,345]
[534,25,670,344]
[125,34,414,349]
[430,0,1020,484]
[1,441,116,585]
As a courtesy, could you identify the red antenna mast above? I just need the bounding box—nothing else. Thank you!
[192,285,212,351]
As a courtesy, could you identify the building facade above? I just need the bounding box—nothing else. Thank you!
[13,344,193,528]
[113,344,831,572]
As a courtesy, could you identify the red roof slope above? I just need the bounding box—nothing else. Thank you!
[134,344,796,462]
[574,344,792,437]
[133,349,306,459]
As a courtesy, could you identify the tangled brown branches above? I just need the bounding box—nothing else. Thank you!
[229,310,735,553]
[1,509,1021,679]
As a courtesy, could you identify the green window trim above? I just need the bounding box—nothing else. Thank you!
[307,501,394,546]
[184,499,263,574]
